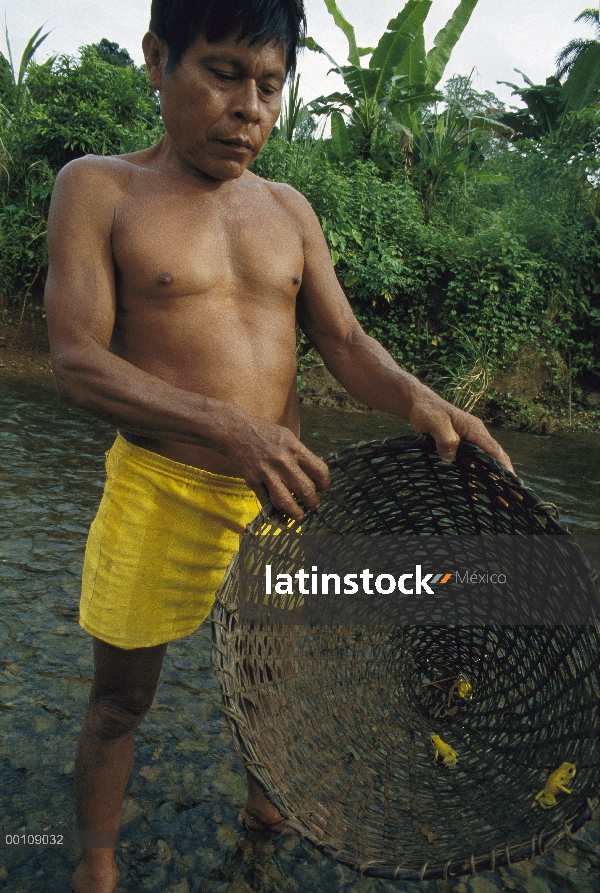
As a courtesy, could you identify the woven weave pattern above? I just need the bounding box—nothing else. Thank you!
[212,436,600,881]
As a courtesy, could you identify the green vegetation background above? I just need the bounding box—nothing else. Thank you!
[1,27,599,430]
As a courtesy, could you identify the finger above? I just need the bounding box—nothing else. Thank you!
[266,478,306,521]
[251,483,270,508]
[422,411,461,463]
[296,449,331,492]
[453,417,515,473]
[473,436,514,474]
[275,458,329,514]
[251,476,307,520]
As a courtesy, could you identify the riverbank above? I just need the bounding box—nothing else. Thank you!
[0,309,53,379]
[2,308,599,433]
[298,351,600,435]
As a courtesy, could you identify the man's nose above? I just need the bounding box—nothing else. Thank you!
[233,80,261,123]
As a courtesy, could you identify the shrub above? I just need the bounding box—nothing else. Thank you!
[0,45,162,307]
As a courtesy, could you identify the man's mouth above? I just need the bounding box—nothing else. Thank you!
[217,138,253,151]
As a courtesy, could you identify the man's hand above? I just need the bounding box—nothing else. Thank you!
[408,389,514,473]
[226,416,331,520]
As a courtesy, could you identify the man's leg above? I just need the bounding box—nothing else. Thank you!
[72,637,168,893]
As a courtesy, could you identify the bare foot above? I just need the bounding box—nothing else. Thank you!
[239,807,290,835]
[243,770,290,835]
[72,858,119,893]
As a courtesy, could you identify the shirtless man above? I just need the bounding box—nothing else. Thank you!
[44,1,512,890]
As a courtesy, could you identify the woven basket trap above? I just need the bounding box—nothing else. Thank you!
[211,436,600,881]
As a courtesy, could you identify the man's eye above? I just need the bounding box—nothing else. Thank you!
[212,69,235,81]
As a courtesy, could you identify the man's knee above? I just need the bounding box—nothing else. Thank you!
[87,690,156,741]
[85,638,167,741]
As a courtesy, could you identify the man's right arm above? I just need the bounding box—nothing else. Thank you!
[44,158,329,518]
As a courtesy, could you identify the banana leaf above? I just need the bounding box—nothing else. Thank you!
[561,42,600,113]
[394,26,426,86]
[324,0,360,66]
[369,1,432,103]
[330,110,352,161]
[424,0,479,87]
[301,36,342,75]
[308,92,357,115]
[340,65,381,99]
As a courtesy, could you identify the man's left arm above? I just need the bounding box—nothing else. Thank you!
[290,188,513,471]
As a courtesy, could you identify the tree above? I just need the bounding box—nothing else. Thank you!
[15,46,162,168]
[556,8,600,80]
[304,0,480,160]
[90,38,135,68]
[493,42,600,142]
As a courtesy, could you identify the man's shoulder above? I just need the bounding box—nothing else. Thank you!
[54,153,136,194]
[247,172,316,222]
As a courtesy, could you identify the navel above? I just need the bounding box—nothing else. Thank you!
[292,273,301,286]
[156,271,174,286]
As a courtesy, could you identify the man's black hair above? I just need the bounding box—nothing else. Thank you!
[149,0,306,75]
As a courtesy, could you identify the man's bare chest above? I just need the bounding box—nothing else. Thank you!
[111,187,305,305]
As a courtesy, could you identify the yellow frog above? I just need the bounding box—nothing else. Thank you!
[431,734,458,765]
[534,762,576,809]
[456,678,473,700]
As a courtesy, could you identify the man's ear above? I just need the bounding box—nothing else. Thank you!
[142,31,168,90]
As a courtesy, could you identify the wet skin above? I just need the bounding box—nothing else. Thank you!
[44,29,513,893]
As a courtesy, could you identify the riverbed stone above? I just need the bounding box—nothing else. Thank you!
[212,767,246,801]
[215,822,239,850]
[467,875,513,893]
[122,795,143,824]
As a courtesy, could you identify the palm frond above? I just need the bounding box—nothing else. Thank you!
[556,8,600,79]
[574,8,600,32]
[556,38,596,79]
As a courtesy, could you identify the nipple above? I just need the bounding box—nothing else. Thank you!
[292,274,301,286]
[156,272,174,286]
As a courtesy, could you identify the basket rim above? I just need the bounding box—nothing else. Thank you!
[248,434,569,538]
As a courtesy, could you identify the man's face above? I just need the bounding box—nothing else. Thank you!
[145,31,287,181]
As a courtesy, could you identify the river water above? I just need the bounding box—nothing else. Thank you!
[0,379,598,893]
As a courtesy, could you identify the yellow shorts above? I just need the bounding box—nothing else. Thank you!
[80,434,261,649]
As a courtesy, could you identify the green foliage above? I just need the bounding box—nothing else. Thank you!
[0,35,162,307]
[91,39,135,68]
[305,0,479,157]
[422,0,479,88]
[277,75,311,142]
[254,131,600,392]
[494,45,600,141]
[432,326,496,411]
[410,98,501,216]
[556,7,600,80]
[1,24,53,116]
[0,18,598,411]
[330,110,351,161]
[16,47,161,167]
[4,23,51,89]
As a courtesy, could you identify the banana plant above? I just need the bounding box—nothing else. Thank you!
[493,43,600,140]
[305,0,480,158]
